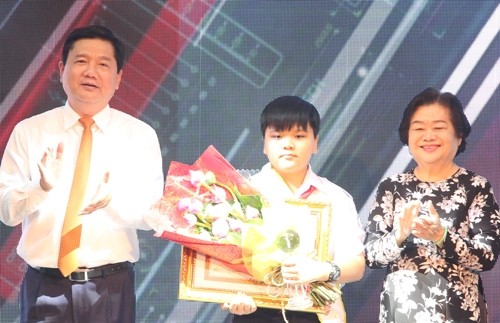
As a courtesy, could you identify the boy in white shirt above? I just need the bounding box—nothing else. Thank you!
[223,96,365,323]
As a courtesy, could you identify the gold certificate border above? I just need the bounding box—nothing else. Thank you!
[178,199,331,313]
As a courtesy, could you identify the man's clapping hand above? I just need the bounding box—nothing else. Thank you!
[37,142,64,192]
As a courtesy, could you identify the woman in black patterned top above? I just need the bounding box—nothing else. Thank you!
[364,87,500,323]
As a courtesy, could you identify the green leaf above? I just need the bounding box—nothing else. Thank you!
[233,187,263,210]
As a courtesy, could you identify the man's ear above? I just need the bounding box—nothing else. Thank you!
[115,70,123,90]
[58,61,65,82]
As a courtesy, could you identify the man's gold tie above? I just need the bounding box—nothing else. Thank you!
[58,117,94,277]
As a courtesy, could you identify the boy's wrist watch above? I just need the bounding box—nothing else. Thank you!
[327,262,341,282]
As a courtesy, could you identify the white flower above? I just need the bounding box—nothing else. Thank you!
[212,219,230,238]
[205,203,231,220]
[183,213,198,227]
[211,185,227,203]
[245,205,260,220]
[189,170,205,186]
[228,218,243,232]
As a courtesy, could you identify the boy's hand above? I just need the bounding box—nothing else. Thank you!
[281,256,329,284]
[221,292,257,315]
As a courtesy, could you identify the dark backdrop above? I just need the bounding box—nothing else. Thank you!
[1,1,499,322]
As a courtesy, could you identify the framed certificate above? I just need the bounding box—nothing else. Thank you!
[178,200,332,313]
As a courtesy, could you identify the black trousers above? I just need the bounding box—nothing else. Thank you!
[20,264,135,323]
[232,307,321,323]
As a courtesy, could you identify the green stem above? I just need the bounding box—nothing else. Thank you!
[201,182,247,222]
[202,181,237,201]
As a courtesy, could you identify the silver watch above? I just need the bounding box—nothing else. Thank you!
[327,262,341,282]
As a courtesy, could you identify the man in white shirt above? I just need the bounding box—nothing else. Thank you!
[0,25,164,323]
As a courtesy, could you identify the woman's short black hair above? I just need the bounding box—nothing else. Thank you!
[260,96,320,138]
[398,87,471,156]
[62,25,125,72]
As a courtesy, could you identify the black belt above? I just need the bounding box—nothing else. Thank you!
[34,261,133,282]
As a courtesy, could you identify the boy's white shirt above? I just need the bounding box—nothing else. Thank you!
[251,163,364,322]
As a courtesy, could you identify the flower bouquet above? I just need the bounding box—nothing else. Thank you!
[145,145,340,312]
[146,145,263,274]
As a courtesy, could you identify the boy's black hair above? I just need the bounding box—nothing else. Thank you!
[260,96,320,137]
[398,87,471,156]
[62,25,125,72]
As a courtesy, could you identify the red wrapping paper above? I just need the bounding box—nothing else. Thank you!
[148,145,261,273]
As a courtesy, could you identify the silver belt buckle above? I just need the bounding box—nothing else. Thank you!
[69,269,90,282]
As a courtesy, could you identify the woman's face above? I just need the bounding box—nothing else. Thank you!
[408,103,462,169]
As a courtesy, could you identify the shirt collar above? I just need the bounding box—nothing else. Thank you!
[62,102,111,132]
[299,164,327,197]
[260,163,327,198]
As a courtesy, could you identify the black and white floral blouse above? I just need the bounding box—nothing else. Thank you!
[364,168,500,323]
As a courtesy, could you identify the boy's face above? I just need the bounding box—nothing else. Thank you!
[263,123,318,179]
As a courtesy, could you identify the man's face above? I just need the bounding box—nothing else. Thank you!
[59,38,122,116]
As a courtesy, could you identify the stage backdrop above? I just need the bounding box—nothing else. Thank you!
[1,1,499,322]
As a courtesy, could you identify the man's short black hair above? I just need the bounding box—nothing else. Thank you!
[62,25,125,72]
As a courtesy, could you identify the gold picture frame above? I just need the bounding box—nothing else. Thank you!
[178,199,332,313]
